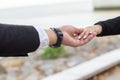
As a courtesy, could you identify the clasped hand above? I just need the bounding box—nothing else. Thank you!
[60,25,97,47]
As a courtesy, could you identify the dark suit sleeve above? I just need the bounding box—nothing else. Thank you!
[95,16,120,36]
[0,23,40,57]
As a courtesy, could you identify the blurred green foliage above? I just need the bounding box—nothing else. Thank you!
[41,46,67,59]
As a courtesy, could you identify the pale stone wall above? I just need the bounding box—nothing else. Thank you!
[93,0,120,8]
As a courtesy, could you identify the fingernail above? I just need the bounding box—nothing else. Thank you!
[90,31,93,34]
[73,34,77,36]
[83,35,86,39]
[78,36,81,39]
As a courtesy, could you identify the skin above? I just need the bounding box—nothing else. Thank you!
[45,25,97,47]
[79,25,102,40]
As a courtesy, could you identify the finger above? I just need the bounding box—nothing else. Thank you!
[77,33,96,46]
[90,31,97,36]
[70,36,85,47]
[83,31,90,39]
[85,34,96,42]
[83,30,97,39]
[76,39,86,46]
[78,34,95,46]
[78,32,85,40]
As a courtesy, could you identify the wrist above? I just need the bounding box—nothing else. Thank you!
[93,25,102,35]
[49,28,63,48]
[44,29,57,45]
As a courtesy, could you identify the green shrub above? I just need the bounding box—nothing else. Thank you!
[41,46,67,59]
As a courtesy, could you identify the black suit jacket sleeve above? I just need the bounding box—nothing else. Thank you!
[0,23,40,57]
[95,16,120,36]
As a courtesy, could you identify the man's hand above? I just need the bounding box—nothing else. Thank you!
[60,25,97,47]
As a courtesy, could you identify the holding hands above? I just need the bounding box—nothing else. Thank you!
[48,16,120,48]
[46,25,102,47]
[60,25,99,47]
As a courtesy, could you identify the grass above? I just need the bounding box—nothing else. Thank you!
[41,46,68,59]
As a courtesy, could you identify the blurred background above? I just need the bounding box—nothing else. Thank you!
[0,0,120,80]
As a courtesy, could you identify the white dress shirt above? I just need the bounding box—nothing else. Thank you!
[34,26,49,48]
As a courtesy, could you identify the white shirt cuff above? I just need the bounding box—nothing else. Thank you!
[33,25,49,48]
